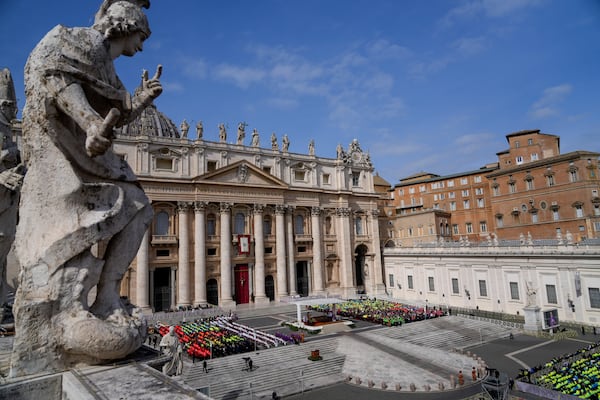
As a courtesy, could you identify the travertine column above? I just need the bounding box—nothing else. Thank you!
[369,209,386,295]
[220,202,234,306]
[286,207,297,295]
[135,228,150,310]
[336,207,355,298]
[275,205,287,297]
[177,202,191,307]
[193,201,207,306]
[253,204,268,303]
[311,207,324,294]
[170,268,176,309]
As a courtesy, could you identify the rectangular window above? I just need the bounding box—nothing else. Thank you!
[295,170,306,181]
[570,170,578,182]
[528,138,533,145]
[409,187,415,194]
[594,221,600,231]
[447,180,455,187]
[428,277,435,292]
[462,189,469,197]
[463,200,470,209]
[493,186,500,196]
[448,192,455,198]
[474,176,482,183]
[516,156,524,165]
[262,166,272,174]
[531,213,538,223]
[553,210,560,221]
[479,280,488,297]
[322,173,331,184]
[526,180,534,190]
[420,185,427,192]
[496,215,503,228]
[453,224,459,234]
[475,188,483,195]
[509,182,516,193]
[207,248,217,256]
[156,158,173,170]
[460,178,468,185]
[388,274,394,287]
[531,153,538,161]
[547,175,555,186]
[575,205,584,218]
[480,221,487,232]
[207,160,218,172]
[450,201,456,211]
[546,284,558,304]
[407,275,414,289]
[466,223,473,233]
[509,282,519,300]
[352,172,360,186]
[452,278,459,294]
[590,288,600,309]
[477,198,484,208]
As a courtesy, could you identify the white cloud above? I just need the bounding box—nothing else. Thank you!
[366,39,412,60]
[162,81,184,93]
[529,84,572,119]
[441,0,544,27]
[212,64,266,88]
[452,36,486,56]
[454,132,496,155]
[180,58,208,79]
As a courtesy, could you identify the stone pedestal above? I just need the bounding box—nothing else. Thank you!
[523,305,542,333]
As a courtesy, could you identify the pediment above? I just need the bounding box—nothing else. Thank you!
[149,147,182,158]
[195,160,288,188]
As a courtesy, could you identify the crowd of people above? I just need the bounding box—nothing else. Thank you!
[519,342,600,399]
[308,299,445,326]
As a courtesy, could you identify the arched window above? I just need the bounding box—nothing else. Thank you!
[155,211,169,235]
[295,214,305,235]
[234,212,246,234]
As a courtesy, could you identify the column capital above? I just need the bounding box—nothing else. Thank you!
[371,209,380,217]
[177,201,193,212]
[311,206,322,216]
[275,204,287,215]
[336,207,352,217]
[194,201,208,212]
[253,204,265,214]
[220,202,233,214]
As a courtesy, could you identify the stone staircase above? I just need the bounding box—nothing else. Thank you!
[374,315,514,350]
[180,336,344,400]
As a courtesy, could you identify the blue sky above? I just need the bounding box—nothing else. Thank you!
[2,0,599,184]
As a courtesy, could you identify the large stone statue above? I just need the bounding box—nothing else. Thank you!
[10,0,162,377]
[160,326,183,376]
[237,122,246,145]
[0,69,24,323]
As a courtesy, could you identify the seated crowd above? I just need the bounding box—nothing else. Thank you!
[519,341,600,399]
[308,299,445,326]
[152,316,289,361]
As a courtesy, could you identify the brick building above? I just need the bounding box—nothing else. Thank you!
[387,130,600,244]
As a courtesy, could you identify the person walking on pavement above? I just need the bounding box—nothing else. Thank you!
[248,358,253,371]
[203,359,208,373]
[472,367,477,381]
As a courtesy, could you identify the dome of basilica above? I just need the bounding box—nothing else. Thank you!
[116,102,180,138]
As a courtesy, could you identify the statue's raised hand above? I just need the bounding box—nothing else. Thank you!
[141,64,163,100]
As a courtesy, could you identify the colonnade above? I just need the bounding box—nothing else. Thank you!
[135,201,381,310]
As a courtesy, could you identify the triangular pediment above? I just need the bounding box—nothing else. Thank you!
[194,160,288,188]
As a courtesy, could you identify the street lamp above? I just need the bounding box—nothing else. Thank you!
[425,299,428,320]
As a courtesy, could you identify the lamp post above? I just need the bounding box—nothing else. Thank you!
[425,299,428,320]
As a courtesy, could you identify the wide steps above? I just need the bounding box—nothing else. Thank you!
[182,337,344,400]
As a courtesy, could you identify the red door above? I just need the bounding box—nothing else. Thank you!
[234,265,250,304]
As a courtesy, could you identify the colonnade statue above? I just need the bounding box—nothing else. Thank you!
[10,0,162,377]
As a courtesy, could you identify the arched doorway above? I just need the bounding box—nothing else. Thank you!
[206,279,218,305]
[355,244,368,291]
[265,275,275,301]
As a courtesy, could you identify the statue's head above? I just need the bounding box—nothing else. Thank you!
[93,0,151,40]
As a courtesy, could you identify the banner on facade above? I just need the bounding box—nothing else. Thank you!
[239,235,250,254]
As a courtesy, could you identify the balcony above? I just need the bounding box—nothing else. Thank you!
[151,235,178,245]
[294,234,313,243]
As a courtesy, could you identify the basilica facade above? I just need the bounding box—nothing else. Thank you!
[113,104,385,311]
